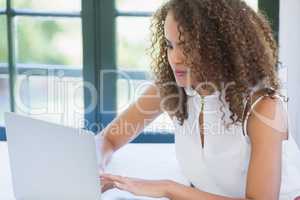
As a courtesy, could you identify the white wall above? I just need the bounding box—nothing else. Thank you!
[279,0,300,147]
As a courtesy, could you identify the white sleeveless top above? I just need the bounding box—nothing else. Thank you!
[173,87,300,199]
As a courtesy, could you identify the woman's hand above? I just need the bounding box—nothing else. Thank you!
[100,173,173,198]
[99,166,116,193]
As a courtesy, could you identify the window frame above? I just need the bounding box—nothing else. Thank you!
[0,0,82,141]
[0,0,280,142]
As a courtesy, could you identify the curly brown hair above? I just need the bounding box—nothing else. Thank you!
[150,0,283,126]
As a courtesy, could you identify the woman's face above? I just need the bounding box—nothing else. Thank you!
[164,11,191,87]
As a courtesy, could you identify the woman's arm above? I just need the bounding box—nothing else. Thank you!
[243,95,288,199]
[102,95,288,200]
[97,83,163,170]
[100,175,245,199]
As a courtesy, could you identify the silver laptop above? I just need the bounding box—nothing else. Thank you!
[4,112,101,200]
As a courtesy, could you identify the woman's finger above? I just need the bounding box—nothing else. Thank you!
[101,173,121,179]
[101,179,115,193]
[101,174,126,183]
[114,181,129,191]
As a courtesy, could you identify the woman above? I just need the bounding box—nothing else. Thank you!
[99,0,300,199]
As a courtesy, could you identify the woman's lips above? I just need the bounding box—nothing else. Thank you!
[175,70,187,77]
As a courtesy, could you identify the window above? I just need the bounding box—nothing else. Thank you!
[0,0,280,142]
[0,16,9,125]
[116,0,174,142]
[0,0,84,140]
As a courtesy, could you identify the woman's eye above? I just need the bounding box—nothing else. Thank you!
[166,44,173,49]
